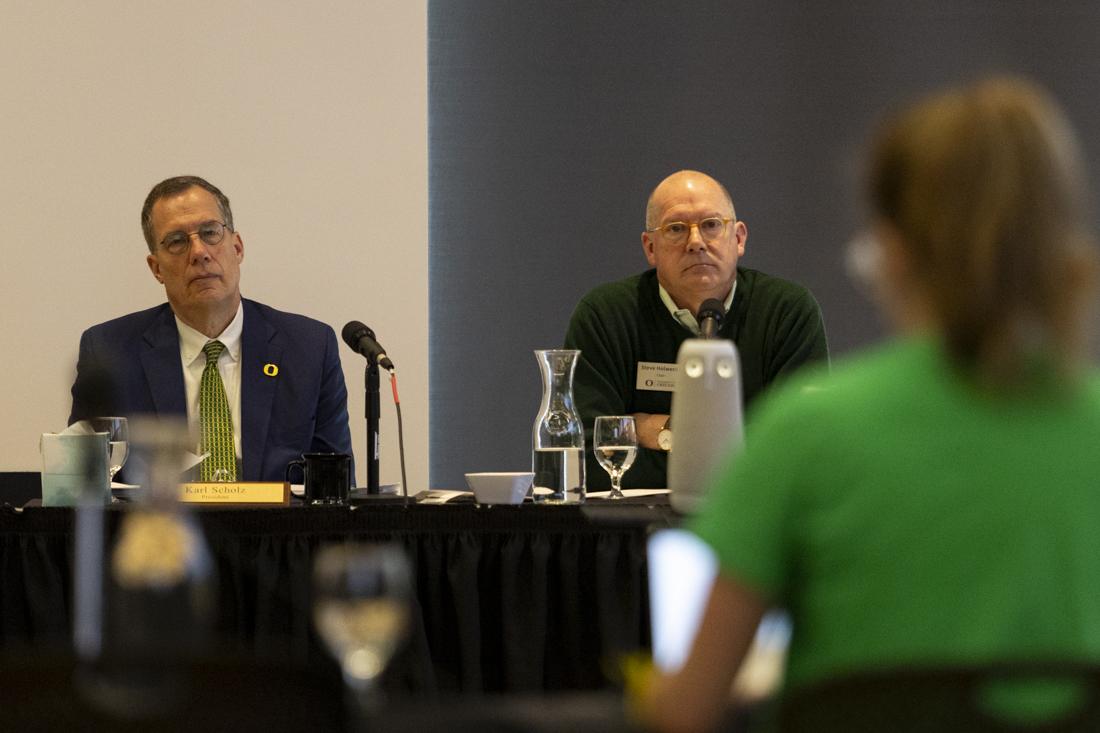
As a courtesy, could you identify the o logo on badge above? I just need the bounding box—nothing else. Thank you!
[263,364,279,377]
[645,379,654,386]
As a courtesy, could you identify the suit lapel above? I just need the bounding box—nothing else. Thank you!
[139,307,187,417]
[241,300,282,481]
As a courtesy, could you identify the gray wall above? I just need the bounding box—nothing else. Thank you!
[429,1,1100,488]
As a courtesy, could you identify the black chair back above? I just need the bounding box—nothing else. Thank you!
[0,471,41,507]
[777,663,1100,733]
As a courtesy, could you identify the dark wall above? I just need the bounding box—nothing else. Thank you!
[428,1,1100,488]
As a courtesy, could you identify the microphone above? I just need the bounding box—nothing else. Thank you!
[697,298,725,340]
[342,321,394,371]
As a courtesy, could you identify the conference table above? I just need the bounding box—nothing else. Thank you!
[0,493,676,696]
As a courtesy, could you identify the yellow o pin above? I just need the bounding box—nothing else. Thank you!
[263,364,279,377]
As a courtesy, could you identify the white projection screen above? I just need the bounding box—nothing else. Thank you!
[0,2,428,491]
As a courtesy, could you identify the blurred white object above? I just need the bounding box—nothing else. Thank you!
[649,528,718,673]
[464,472,534,505]
[845,230,883,290]
[648,528,789,700]
[667,339,744,513]
[40,430,110,506]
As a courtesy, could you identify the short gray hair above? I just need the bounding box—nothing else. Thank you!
[141,175,234,253]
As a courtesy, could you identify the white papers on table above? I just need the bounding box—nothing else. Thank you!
[586,488,670,500]
[417,490,471,504]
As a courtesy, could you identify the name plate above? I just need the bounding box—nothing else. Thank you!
[179,481,290,506]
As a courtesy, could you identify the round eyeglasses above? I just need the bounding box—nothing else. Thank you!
[159,221,231,255]
[646,217,733,246]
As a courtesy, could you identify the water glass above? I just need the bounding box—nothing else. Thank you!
[594,415,637,500]
[86,417,129,480]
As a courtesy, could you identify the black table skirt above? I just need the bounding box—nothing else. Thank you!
[0,653,648,733]
[0,501,675,693]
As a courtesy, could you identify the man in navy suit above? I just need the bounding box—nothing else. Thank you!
[69,175,352,482]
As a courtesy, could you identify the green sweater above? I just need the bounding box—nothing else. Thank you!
[692,337,1100,690]
[563,267,828,489]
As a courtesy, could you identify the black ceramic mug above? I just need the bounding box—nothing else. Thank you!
[286,453,352,505]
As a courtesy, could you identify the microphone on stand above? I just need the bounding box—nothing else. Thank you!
[342,320,390,495]
[697,298,725,340]
[341,321,394,371]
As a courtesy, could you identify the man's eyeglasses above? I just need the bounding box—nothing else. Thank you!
[159,221,231,255]
[646,217,734,246]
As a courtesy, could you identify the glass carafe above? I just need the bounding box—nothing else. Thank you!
[532,349,585,503]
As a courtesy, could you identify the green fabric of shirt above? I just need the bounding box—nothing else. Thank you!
[691,337,1100,691]
[563,267,828,489]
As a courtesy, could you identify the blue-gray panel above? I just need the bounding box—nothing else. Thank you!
[429,0,1100,488]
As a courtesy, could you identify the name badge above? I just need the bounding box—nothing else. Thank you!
[636,361,677,392]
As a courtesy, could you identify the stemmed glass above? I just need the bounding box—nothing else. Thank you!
[313,543,412,714]
[594,415,638,500]
[87,417,129,481]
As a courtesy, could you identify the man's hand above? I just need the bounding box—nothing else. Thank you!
[632,412,669,451]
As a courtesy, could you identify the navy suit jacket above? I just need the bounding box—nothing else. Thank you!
[69,299,353,483]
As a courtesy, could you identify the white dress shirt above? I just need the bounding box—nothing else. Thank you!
[657,281,737,335]
[175,303,244,461]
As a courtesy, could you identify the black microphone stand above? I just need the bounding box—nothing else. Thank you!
[364,360,380,494]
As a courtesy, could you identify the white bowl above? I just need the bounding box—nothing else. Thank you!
[464,472,534,505]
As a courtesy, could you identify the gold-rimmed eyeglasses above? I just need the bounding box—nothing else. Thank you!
[159,221,231,255]
[646,217,734,245]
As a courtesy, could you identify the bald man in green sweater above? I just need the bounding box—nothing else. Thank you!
[564,170,828,489]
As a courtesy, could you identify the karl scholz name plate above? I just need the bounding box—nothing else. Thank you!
[179,482,290,506]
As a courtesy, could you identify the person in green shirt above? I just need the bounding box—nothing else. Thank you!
[637,78,1100,732]
[564,170,828,489]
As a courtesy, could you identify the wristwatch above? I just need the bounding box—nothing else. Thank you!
[657,417,673,451]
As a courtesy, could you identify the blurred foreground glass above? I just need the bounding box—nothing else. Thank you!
[86,417,129,480]
[313,543,412,713]
[74,416,216,720]
[594,416,637,500]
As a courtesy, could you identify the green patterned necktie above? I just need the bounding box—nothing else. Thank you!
[199,340,236,481]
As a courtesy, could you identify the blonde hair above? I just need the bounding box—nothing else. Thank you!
[869,78,1097,386]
